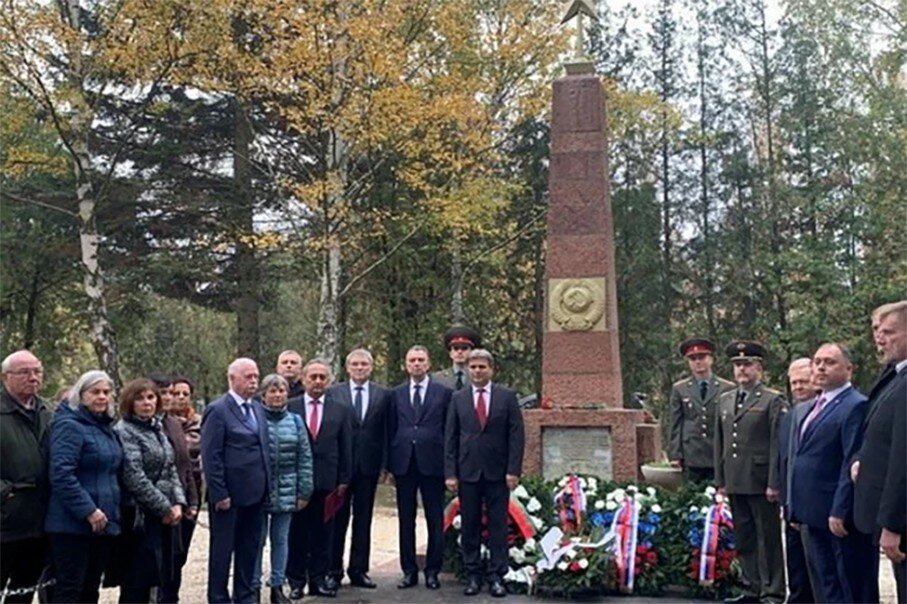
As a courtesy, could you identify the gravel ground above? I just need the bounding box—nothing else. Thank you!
[97,485,898,603]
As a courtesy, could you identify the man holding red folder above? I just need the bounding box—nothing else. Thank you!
[286,360,352,599]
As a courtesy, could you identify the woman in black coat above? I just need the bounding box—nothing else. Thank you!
[113,379,186,603]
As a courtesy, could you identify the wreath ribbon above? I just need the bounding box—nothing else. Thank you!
[698,501,733,585]
[555,475,586,533]
[610,497,640,593]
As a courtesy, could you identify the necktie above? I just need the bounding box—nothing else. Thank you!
[455,370,464,391]
[476,388,488,429]
[800,396,828,438]
[412,384,423,415]
[242,402,257,430]
[735,390,746,410]
[354,386,364,421]
[699,381,709,401]
[308,399,321,441]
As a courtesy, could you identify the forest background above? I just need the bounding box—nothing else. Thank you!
[1,0,904,422]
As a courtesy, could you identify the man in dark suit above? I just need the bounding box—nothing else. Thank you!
[777,358,821,603]
[388,345,452,590]
[790,343,873,603]
[328,348,390,589]
[714,341,787,604]
[432,326,480,391]
[852,301,907,603]
[668,338,735,483]
[201,358,271,604]
[285,359,353,599]
[445,349,524,598]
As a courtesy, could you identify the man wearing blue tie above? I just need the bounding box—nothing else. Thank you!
[790,343,873,603]
[201,358,271,604]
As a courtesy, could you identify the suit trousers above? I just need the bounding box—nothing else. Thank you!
[49,533,113,604]
[395,457,445,575]
[207,502,264,604]
[286,489,333,589]
[784,522,819,603]
[331,471,380,578]
[0,537,46,604]
[729,494,785,603]
[894,558,906,603]
[459,478,509,583]
[808,526,878,603]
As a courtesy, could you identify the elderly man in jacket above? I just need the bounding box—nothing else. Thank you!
[1,350,52,604]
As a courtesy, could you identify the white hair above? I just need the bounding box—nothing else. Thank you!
[787,357,812,376]
[227,357,258,378]
[1,350,40,373]
[67,370,115,415]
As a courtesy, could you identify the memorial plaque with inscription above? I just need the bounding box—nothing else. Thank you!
[542,427,613,481]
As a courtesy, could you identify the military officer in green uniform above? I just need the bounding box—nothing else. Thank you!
[715,340,788,604]
[431,326,480,391]
[668,338,735,483]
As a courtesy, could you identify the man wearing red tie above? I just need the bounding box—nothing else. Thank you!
[445,349,525,598]
[286,360,352,599]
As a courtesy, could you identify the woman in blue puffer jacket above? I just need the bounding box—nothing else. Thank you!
[45,370,123,603]
[253,374,314,604]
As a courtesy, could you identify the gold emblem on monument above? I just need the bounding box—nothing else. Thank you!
[548,278,606,331]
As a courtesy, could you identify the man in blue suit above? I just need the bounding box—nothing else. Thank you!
[201,358,271,604]
[790,343,873,603]
[388,345,452,590]
[777,358,821,603]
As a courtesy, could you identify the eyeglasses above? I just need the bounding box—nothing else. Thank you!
[6,368,44,377]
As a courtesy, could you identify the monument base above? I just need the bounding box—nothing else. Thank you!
[522,408,660,482]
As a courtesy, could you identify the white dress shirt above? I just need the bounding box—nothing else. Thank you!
[896,359,907,374]
[350,381,370,420]
[472,382,492,412]
[409,378,429,406]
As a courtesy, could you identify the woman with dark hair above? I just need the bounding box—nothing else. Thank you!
[150,374,200,603]
[45,370,122,603]
[114,378,186,603]
[161,376,203,602]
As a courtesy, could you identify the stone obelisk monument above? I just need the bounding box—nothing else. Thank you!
[522,1,660,481]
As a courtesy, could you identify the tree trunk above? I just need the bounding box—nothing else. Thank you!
[232,101,260,360]
[450,237,465,323]
[67,0,121,388]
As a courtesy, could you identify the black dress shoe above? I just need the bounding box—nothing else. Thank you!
[425,573,441,590]
[324,576,339,591]
[463,578,481,596]
[489,580,507,598]
[724,595,759,604]
[397,573,419,589]
[271,586,291,604]
[310,581,337,598]
[288,585,306,600]
[349,573,377,589]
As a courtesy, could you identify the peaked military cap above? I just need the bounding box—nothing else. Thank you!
[679,338,716,357]
[725,340,766,362]
[443,326,481,349]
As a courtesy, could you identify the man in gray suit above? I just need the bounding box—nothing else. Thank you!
[778,358,821,603]
[432,326,480,392]
[715,340,788,603]
[668,338,735,483]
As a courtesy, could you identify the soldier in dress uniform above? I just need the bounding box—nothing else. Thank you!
[714,340,788,604]
[667,338,735,483]
[431,327,481,392]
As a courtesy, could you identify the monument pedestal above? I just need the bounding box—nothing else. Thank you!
[522,66,661,482]
[523,408,660,482]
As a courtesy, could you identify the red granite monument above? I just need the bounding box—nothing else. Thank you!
[522,56,660,482]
